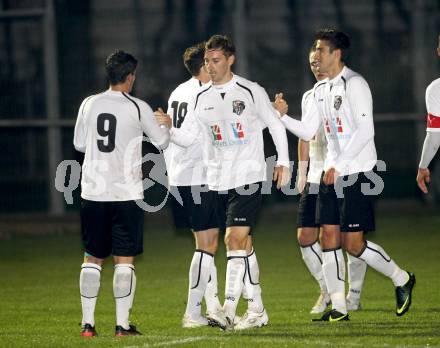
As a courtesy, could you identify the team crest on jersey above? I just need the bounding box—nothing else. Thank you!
[232,100,245,115]
[334,95,342,110]
[210,125,223,140]
[231,122,244,139]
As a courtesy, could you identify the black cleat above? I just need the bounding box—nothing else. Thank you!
[312,309,349,322]
[115,324,142,336]
[396,272,416,316]
[80,323,98,337]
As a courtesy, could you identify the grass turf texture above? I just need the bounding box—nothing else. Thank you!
[0,209,439,348]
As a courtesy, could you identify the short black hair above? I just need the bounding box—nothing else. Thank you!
[205,34,236,57]
[314,29,350,62]
[105,50,138,85]
[183,42,205,76]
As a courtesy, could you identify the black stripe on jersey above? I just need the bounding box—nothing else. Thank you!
[122,92,141,121]
[313,82,326,98]
[236,82,254,103]
[194,85,212,110]
[341,76,347,91]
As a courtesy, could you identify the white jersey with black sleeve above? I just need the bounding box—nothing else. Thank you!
[73,89,170,201]
[164,77,209,186]
[301,89,327,184]
[281,66,377,176]
[193,74,290,191]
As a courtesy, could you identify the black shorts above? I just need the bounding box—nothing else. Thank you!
[317,171,376,233]
[217,183,262,228]
[169,185,221,232]
[80,199,144,258]
[297,182,320,228]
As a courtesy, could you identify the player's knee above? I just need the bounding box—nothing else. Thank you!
[297,228,318,247]
[224,233,246,250]
[342,239,364,257]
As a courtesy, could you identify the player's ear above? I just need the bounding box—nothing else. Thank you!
[228,54,235,66]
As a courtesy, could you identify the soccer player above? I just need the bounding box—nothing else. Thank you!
[290,48,366,314]
[158,42,223,328]
[195,34,290,329]
[417,34,440,194]
[73,50,169,336]
[279,29,415,321]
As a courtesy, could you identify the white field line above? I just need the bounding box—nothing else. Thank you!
[124,335,209,348]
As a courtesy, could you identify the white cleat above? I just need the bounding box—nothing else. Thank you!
[182,314,209,328]
[310,293,331,314]
[206,309,232,330]
[234,309,269,330]
[346,298,362,311]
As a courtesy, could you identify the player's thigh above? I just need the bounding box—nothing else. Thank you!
[192,188,223,232]
[111,200,144,257]
[225,183,262,228]
[338,171,376,233]
[297,182,320,245]
[80,199,112,259]
[316,176,340,226]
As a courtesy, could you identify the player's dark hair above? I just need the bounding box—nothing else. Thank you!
[183,42,206,76]
[105,50,138,85]
[205,34,236,57]
[314,29,350,62]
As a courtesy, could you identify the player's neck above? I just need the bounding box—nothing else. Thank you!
[328,63,345,80]
[212,72,233,86]
[109,83,131,93]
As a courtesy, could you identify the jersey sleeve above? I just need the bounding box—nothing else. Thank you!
[426,82,440,132]
[73,97,90,153]
[280,95,321,142]
[254,84,290,167]
[334,76,374,172]
[139,101,170,150]
[167,93,200,147]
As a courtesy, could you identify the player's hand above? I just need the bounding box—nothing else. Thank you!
[323,167,339,185]
[416,167,430,194]
[272,92,288,116]
[154,107,172,128]
[296,173,307,194]
[273,165,291,189]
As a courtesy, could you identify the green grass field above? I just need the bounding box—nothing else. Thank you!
[1,208,439,347]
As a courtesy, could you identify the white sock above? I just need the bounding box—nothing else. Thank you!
[300,241,327,293]
[185,250,214,318]
[346,252,367,302]
[322,248,347,314]
[204,259,222,314]
[245,249,264,313]
[80,263,101,327]
[113,264,136,329]
[358,240,408,287]
[224,250,247,319]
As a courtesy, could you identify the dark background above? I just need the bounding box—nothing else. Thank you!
[1,0,439,215]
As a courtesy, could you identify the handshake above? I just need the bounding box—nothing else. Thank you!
[154,107,172,128]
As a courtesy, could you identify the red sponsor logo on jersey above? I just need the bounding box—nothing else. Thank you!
[427,113,440,129]
[231,122,244,139]
[211,125,222,140]
[324,118,331,133]
[336,116,343,133]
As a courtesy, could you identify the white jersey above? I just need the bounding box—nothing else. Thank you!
[194,74,290,191]
[73,89,169,201]
[301,89,327,184]
[282,66,377,176]
[164,77,208,186]
[426,77,440,132]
